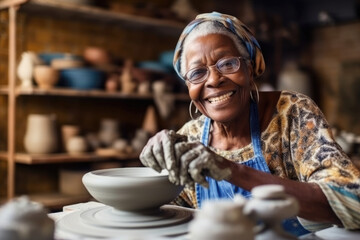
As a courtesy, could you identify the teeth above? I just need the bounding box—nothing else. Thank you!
[208,92,233,103]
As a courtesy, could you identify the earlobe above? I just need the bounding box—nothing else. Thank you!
[246,62,254,78]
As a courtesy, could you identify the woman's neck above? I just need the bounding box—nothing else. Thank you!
[208,91,281,151]
[210,103,252,150]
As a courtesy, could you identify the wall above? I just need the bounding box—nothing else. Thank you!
[303,21,360,134]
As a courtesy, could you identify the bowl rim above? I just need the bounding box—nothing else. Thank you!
[84,167,169,179]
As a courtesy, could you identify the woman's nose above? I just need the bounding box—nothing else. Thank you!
[205,67,223,87]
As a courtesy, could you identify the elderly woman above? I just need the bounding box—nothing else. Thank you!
[140,12,360,236]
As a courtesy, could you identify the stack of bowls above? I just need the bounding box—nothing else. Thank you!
[39,52,105,90]
[58,68,105,90]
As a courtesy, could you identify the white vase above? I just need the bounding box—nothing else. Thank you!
[24,114,58,154]
[98,118,119,147]
[17,52,42,89]
[277,61,312,97]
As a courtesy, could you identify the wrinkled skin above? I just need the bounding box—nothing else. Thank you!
[139,130,232,187]
[174,141,232,188]
[139,129,187,184]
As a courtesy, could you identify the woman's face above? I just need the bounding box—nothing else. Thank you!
[184,34,253,123]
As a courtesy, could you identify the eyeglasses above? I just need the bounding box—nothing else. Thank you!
[185,56,244,84]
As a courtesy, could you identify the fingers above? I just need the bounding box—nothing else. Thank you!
[176,142,200,186]
[139,145,162,172]
[188,151,210,188]
[139,129,188,185]
[163,131,178,183]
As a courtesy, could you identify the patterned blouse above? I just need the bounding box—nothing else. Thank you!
[174,90,360,231]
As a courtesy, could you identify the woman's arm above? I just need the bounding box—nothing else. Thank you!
[226,161,342,225]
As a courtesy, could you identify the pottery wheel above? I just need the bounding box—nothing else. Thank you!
[56,205,194,238]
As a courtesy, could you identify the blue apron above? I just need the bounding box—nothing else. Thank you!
[196,100,310,237]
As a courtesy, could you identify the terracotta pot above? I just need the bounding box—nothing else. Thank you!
[34,65,59,89]
[83,47,111,66]
[61,125,80,151]
[51,58,84,70]
[24,114,58,154]
[66,136,88,155]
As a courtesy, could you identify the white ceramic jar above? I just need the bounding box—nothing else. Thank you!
[24,114,58,154]
[98,118,119,147]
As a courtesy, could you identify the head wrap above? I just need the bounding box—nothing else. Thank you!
[173,12,265,80]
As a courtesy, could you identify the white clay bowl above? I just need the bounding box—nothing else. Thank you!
[82,167,184,212]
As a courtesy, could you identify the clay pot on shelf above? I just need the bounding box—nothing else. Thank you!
[83,46,111,66]
[105,73,119,92]
[66,136,88,155]
[33,65,59,90]
[61,125,81,151]
[98,118,120,147]
[17,51,43,89]
[51,58,84,70]
[24,114,59,154]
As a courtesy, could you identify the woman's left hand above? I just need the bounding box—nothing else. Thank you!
[174,141,232,188]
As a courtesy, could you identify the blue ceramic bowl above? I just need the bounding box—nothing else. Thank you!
[39,53,82,65]
[159,51,174,68]
[138,61,170,73]
[58,68,105,90]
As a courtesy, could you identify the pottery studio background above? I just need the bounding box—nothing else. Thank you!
[0,0,359,211]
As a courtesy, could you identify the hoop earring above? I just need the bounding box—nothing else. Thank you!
[250,81,260,103]
[189,100,199,120]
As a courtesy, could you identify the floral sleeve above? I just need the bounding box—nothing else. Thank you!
[285,92,360,230]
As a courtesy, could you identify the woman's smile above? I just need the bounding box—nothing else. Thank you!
[206,91,235,104]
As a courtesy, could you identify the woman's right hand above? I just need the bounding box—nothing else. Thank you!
[139,129,187,185]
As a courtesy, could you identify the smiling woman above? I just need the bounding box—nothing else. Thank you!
[139,11,360,237]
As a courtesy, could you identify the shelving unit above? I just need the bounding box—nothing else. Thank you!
[0,151,140,164]
[0,0,188,209]
[0,86,190,100]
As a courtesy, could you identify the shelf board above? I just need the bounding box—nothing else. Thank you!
[0,151,140,164]
[16,87,155,99]
[0,86,8,95]
[28,192,92,211]
[0,0,185,35]
[1,86,190,101]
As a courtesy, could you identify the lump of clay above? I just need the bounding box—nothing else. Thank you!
[0,196,54,240]
[189,197,255,240]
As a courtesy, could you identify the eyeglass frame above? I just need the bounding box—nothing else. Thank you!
[184,56,246,84]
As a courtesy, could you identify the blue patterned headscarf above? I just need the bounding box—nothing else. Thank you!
[173,12,265,80]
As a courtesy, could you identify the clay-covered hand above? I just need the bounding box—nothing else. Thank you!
[174,141,232,188]
[139,129,187,184]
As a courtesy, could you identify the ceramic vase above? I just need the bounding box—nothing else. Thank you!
[98,118,120,147]
[17,52,40,89]
[66,136,88,155]
[61,125,80,151]
[120,59,137,93]
[33,65,59,89]
[142,105,158,135]
[24,114,58,154]
[277,61,312,97]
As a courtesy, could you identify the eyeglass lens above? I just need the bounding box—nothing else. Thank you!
[186,57,241,83]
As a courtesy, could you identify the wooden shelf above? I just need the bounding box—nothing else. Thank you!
[0,151,140,164]
[28,192,92,211]
[0,86,8,94]
[0,0,185,35]
[0,86,190,101]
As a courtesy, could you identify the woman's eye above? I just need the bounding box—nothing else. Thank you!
[189,68,207,80]
[218,59,236,70]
